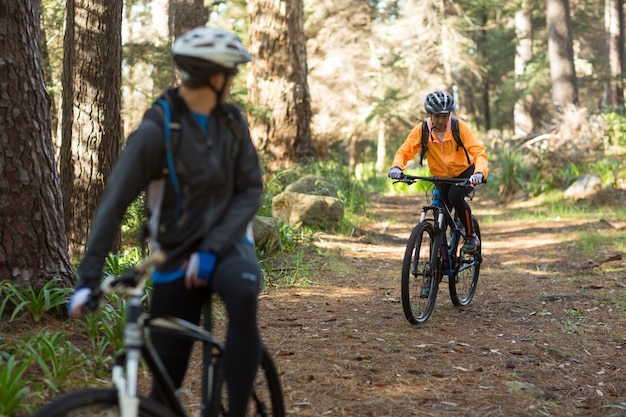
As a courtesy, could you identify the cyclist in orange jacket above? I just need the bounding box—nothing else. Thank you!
[389,91,488,253]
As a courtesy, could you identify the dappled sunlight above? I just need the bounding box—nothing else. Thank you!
[473,206,505,217]
[521,268,561,277]
[484,218,595,234]
[482,233,575,251]
[313,233,405,262]
[262,285,377,301]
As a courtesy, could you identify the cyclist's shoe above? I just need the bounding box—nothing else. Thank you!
[462,233,480,254]
[420,283,430,298]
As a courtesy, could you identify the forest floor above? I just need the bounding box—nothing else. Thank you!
[19,191,626,417]
[247,192,626,417]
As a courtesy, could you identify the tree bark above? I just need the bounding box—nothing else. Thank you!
[514,1,535,137]
[170,0,208,39]
[605,0,625,107]
[546,0,579,109]
[479,13,490,131]
[247,0,317,172]
[60,0,123,255]
[0,0,73,287]
[375,120,386,174]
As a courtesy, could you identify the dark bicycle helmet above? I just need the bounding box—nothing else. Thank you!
[424,91,455,114]
[172,27,252,83]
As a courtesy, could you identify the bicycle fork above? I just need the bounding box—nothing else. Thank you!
[115,289,144,417]
[434,211,451,276]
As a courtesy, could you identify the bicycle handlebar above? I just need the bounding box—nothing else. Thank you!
[101,250,166,295]
[82,250,166,313]
[393,174,487,186]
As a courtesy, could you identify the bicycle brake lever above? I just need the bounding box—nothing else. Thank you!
[393,175,415,185]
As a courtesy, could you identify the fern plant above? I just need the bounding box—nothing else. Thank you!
[0,355,35,417]
[0,281,11,319]
[22,330,87,393]
[2,277,71,323]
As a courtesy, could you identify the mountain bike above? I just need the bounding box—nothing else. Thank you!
[394,175,485,324]
[31,251,285,417]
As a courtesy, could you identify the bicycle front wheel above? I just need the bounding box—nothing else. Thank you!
[30,388,178,417]
[219,346,285,417]
[401,222,439,324]
[449,216,481,306]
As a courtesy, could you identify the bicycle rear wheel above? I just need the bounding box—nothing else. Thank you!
[30,388,178,417]
[219,346,285,417]
[401,222,440,324]
[449,216,481,306]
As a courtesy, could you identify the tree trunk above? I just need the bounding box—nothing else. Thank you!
[247,0,317,172]
[348,129,360,175]
[605,0,625,107]
[546,0,579,109]
[375,119,386,174]
[480,13,490,131]
[170,0,208,39]
[514,1,535,137]
[0,0,73,287]
[60,0,123,256]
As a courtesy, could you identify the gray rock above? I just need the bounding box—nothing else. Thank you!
[284,175,338,197]
[272,191,344,228]
[252,215,282,255]
[564,174,602,200]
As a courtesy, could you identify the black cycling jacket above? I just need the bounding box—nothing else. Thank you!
[76,88,263,288]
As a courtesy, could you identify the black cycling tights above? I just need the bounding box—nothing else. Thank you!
[439,165,475,237]
[149,242,262,417]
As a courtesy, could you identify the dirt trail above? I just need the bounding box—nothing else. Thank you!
[253,194,626,417]
[17,192,625,417]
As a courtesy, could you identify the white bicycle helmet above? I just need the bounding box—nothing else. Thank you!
[172,27,251,76]
[424,91,456,114]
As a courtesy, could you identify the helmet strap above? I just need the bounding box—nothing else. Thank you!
[185,73,227,102]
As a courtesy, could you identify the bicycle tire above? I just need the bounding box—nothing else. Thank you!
[219,346,285,417]
[401,222,439,324]
[30,388,178,417]
[449,216,481,306]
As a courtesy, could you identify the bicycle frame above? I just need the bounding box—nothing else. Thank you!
[96,253,225,417]
[413,180,472,279]
[138,313,223,417]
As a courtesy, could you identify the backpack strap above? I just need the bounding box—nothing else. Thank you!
[451,116,471,165]
[419,116,471,166]
[143,97,183,252]
[419,120,429,166]
[156,97,183,219]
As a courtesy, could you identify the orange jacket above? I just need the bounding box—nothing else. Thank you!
[392,117,488,178]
